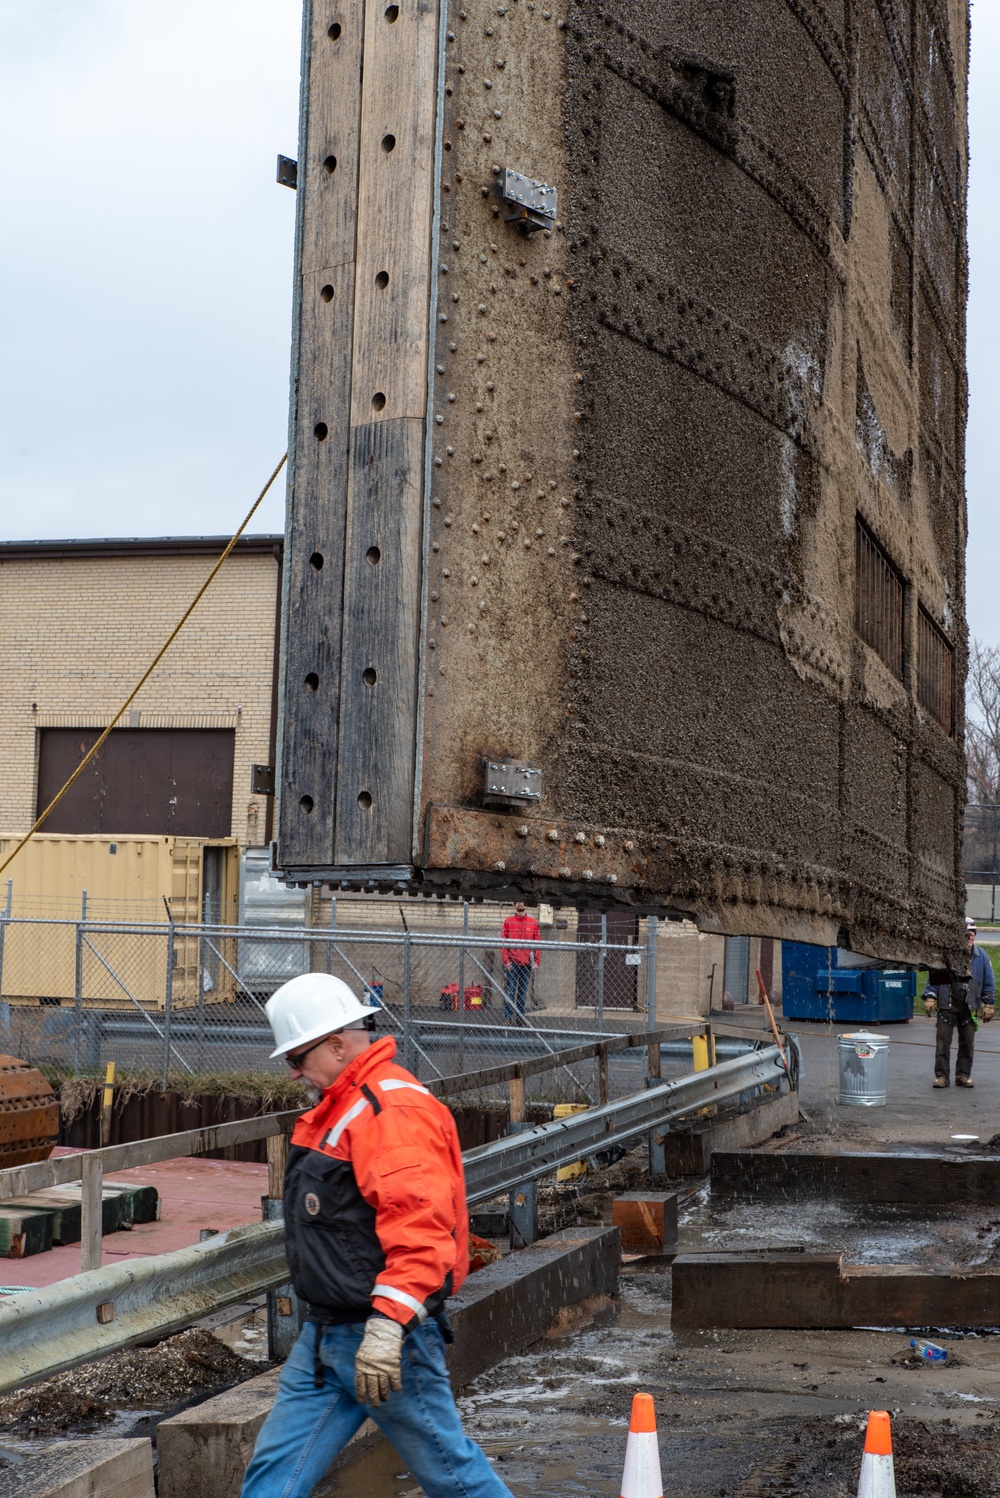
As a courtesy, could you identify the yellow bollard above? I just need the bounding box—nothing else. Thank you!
[553,1103,588,1181]
[100,1061,116,1147]
[691,1032,716,1072]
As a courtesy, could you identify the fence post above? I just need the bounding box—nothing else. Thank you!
[81,1150,103,1272]
[645,917,666,1180]
[596,911,606,1029]
[457,901,468,1072]
[402,931,415,1073]
[73,890,88,1076]
[0,878,10,999]
[162,914,175,1092]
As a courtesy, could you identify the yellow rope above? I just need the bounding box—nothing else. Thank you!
[0,452,288,883]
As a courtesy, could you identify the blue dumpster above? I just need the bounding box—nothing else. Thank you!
[781,943,915,1023]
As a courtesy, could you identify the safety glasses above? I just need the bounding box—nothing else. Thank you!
[284,1035,330,1070]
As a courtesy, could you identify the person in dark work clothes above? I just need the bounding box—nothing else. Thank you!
[923,918,996,1088]
[500,901,541,1023]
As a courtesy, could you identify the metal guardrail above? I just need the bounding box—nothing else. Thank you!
[462,1044,786,1203]
[0,1043,788,1393]
[0,1220,288,1392]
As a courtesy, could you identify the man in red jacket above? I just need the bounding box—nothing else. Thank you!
[240,973,512,1498]
[501,901,541,1024]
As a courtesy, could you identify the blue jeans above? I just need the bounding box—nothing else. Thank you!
[504,964,531,1022]
[240,1320,513,1498]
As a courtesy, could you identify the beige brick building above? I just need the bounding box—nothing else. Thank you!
[0,536,281,921]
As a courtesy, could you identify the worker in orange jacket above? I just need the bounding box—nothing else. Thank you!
[501,900,541,1023]
[240,973,513,1498]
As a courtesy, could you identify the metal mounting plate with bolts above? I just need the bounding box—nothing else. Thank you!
[484,761,542,807]
[500,168,556,233]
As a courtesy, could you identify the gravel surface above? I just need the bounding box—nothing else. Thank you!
[0,1329,264,1437]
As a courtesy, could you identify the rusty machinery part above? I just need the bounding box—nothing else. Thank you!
[0,1054,59,1168]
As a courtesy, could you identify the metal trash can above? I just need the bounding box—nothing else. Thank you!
[837,1029,889,1107]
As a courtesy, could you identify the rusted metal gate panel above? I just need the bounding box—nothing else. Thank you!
[38,730,235,839]
[276,0,970,969]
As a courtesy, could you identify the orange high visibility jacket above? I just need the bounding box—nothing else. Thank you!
[284,1036,469,1330]
[501,913,541,967]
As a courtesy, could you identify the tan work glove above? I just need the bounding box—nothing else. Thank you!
[354,1316,403,1406]
[982,1004,995,1023]
[923,995,936,1018]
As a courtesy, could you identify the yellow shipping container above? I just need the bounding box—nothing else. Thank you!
[0,835,239,1007]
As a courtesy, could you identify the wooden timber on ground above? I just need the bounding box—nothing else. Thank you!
[672,1251,1000,1328]
[711,1149,1000,1204]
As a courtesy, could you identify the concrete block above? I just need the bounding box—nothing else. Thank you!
[662,1089,799,1175]
[611,1192,678,1255]
[446,1226,620,1390]
[157,1226,620,1498]
[157,1368,282,1498]
[0,1439,154,1498]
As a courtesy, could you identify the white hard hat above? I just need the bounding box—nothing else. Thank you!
[265,972,376,1059]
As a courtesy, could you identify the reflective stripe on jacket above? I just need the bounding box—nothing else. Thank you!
[284,1036,469,1329]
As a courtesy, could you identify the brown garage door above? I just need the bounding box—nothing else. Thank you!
[37,729,235,837]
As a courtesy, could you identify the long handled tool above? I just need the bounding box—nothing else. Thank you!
[755,968,791,1079]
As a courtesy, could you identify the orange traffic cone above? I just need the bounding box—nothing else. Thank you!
[857,1410,895,1498]
[620,1393,663,1498]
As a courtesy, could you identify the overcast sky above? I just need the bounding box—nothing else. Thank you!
[2,2,998,639]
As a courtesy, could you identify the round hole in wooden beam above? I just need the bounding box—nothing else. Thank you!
[328,22,342,39]
[384,4,399,20]
[320,284,334,302]
[381,134,396,153]
[314,421,329,440]
[310,551,325,571]
[366,546,382,565]
[363,667,377,686]
[323,155,338,174]
[305,672,319,691]
[372,392,386,411]
[300,795,315,815]
[358,791,373,810]
[375,270,389,289]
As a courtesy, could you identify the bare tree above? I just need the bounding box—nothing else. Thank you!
[966,639,1000,804]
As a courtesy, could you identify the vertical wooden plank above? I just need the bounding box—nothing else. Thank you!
[509,1075,526,1124]
[333,0,441,864]
[598,1048,609,1107]
[278,0,366,865]
[80,1152,103,1272]
[267,1132,289,1201]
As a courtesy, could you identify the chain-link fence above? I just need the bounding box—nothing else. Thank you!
[966,802,1000,923]
[0,910,659,1108]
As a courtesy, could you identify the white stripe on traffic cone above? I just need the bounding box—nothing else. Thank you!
[620,1392,663,1498]
[857,1410,895,1498]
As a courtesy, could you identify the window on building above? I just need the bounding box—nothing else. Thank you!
[37,728,235,837]
[917,607,955,735]
[855,516,904,679]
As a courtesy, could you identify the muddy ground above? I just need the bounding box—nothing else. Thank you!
[324,1265,1000,1498]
